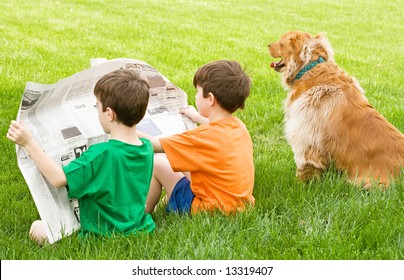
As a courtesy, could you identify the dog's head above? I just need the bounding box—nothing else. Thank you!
[268,31,334,88]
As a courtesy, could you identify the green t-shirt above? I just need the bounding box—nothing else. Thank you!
[62,139,155,236]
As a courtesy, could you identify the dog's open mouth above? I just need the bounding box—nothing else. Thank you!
[270,60,285,71]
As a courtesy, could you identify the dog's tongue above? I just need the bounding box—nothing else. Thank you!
[270,60,283,68]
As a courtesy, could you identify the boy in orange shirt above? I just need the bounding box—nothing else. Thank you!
[138,60,254,214]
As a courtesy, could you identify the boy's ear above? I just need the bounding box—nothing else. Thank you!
[106,107,116,121]
[207,92,216,106]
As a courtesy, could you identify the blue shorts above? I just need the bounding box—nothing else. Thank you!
[166,177,195,214]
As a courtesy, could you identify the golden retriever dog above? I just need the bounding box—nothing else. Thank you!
[268,31,404,188]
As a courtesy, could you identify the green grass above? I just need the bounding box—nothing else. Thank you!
[1,0,403,260]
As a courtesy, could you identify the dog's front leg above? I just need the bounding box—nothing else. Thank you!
[295,147,328,182]
[296,163,324,182]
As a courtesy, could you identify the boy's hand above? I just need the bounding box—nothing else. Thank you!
[179,106,198,121]
[180,106,208,124]
[7,120,35,147]
[7,120,67,187]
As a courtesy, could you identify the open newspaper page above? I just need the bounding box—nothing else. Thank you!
[15,58,196,243]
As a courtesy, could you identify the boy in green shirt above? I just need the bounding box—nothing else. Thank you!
[7,69,155,244]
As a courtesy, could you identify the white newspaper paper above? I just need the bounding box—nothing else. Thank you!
[15,58,195,243]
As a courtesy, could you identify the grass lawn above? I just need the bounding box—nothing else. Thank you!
[0,0,403,260]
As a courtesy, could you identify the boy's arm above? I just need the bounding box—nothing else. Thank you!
[7,121,67,187]
[136,130,165,153]
[180,106,209,124]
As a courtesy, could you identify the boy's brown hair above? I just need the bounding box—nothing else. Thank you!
[94,69,150,127]
[193,60,251,113]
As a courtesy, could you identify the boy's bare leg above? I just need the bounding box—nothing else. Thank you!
[145,155,184,213]
[183,171,191,181]
[145,176,163,213]
[29,220,49,245]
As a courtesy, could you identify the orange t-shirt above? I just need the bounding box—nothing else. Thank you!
[159,116,255,214]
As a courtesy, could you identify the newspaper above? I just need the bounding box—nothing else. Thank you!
[15,58,196,243]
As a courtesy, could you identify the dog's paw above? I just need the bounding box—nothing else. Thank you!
[296,164,323,182]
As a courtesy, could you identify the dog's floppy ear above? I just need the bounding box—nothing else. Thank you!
[312,33,335,62]
[289,34,310,58]
[291,32,316,65]
[300,39,315,65]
